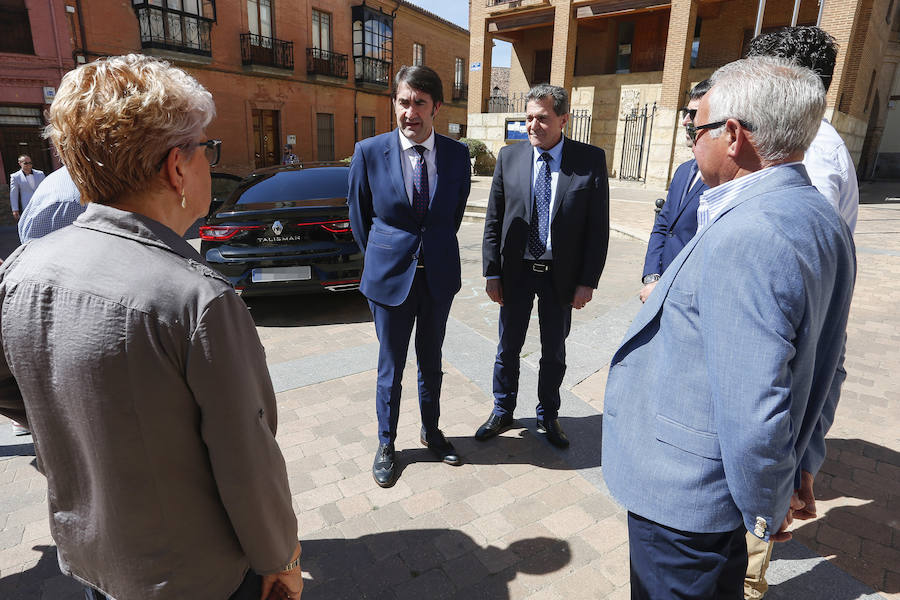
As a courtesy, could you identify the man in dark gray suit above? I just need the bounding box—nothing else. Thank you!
[477,84,609,449]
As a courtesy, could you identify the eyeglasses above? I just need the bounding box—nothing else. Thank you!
[195,139,222,167]
[685,119,755,144]
[21,161,32,165]
[680,107,697,122]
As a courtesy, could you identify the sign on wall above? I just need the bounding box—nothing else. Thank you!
[470,62,482,71]
[505,119,527,141]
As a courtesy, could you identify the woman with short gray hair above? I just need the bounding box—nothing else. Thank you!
[0,54,302,600]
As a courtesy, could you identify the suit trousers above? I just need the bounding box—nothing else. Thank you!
[627,512,747,600]
[369,269,453,445]
[492,264,572,420]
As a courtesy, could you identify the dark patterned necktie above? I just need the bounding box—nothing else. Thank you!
[412,145,429,223]
[528,152,552,259]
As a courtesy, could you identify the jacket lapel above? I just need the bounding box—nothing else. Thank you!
[550,137,573,224]
[614,164,813,361]
[384,131,411,209]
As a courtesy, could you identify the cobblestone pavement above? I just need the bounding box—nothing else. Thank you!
[0,180,897,599]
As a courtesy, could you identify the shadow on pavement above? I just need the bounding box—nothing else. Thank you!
[300,529,571,599]
[397,415,603,473]
[770,438,899,597]
[244,291,372,327]
[0,545,82,600]
[858,181,900,204]
[0,443,34,458]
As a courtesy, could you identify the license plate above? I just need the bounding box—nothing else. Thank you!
[251,266,312,283]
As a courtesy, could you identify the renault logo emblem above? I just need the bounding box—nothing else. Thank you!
[272,220,284,236]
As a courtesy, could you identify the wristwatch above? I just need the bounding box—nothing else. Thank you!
[279,546,302,572]
[642,273,660,284]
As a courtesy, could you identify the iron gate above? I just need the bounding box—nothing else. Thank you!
[564,109,592,144]
[619,102,656,182]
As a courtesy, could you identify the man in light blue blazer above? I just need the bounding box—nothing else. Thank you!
[348,65,471,488]
[602,57,856,599]
[9,154,46,220]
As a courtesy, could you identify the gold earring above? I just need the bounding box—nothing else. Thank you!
[181,189,187,209]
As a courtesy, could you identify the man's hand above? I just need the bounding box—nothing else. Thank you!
[794,470,817,520]
[260,542,303,600]
[486,279,503,306]
[639,281,657,303]
[771,493,807,542]
[12,211,19,221]
[572,285,593,310]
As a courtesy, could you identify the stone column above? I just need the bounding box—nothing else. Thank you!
[468,2,493,116]
[648,0,699,188]
[550,0,576,92]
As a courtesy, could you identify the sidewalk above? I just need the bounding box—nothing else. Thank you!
[0,184,897,599]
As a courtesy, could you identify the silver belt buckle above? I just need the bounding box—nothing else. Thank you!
[532,262,549,273]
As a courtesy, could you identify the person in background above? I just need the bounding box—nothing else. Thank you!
[748,25,858,233]
[348,65,471,488]
[282,145,299,165]
[639,79,711,303]
[18,165,85,243]
[477,84,609,449]
[0,54,302,600]
[9,154,45,221]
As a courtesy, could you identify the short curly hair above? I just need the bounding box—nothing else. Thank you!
[45,54,215,204]
[747,26,838,92]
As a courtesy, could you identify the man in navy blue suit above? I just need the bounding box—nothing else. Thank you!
[348,65,471,488]
[639,79,710,303]
[477,84,609,449]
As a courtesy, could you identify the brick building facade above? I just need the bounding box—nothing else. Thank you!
[469,0,900,187]
[1,0,469,181]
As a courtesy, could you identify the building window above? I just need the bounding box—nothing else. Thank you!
[453,57,467,101]
[352,4,393,86]
[690,18,701,69]
[413,42,425,66]
[0,0,35,54]
[133,0,215,56]
[317,113,335,161]
[247,0,272,45]
[616,22,634,74]
[360,116,376,139]
[312,9,331,52]
[533,49,551,84]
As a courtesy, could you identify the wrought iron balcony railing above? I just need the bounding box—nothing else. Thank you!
[134,2,213,56]
[307,48,348,78]
[240,33,294,70]
[452,83,468,102]
[486,93,527,113]
[354,56,391,86]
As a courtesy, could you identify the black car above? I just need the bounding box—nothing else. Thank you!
[200,163,362,296]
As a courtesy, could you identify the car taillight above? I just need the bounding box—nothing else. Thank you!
[317,220,352,234]
[199,225,264,241]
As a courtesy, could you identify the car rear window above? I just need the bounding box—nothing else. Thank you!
[233,168,349,206]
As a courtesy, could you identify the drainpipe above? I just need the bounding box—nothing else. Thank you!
[754,0,767,37]
[817,0,826,26]
[48,0,65,79]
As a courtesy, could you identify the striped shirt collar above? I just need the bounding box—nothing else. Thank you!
[696,162,802,230]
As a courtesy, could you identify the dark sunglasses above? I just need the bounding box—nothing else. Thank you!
[194,139,222,167]
[680,107,697,121]
[685,119,755,144]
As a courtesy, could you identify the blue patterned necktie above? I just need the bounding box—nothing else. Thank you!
[412,145,429,224]
[528,152,552,259]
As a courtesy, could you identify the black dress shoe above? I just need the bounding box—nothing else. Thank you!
[475,412,514,441]
[536,418,570,448]
[420,428,462,466]
[372,443,396,488]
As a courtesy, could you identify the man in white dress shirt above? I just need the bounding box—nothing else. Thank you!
[749,26,858,233]
[9,155,46,221]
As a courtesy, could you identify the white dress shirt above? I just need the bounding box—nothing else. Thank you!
[398,128,437,204]
[697,163,801,230]
[527,136,564,260]
[804,119,859,233]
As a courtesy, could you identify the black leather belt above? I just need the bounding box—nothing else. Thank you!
[524,260,551,273]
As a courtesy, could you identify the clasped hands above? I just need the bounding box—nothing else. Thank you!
[771,470,817,542]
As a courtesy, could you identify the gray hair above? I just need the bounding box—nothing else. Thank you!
[706,56,824,163]
[526,84,569,116]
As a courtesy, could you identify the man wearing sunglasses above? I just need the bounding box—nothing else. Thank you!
[9,154,45,222]
[640,79,711,303]
[602,57,855,599]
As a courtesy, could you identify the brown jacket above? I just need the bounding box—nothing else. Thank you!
[0,204,297,599]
